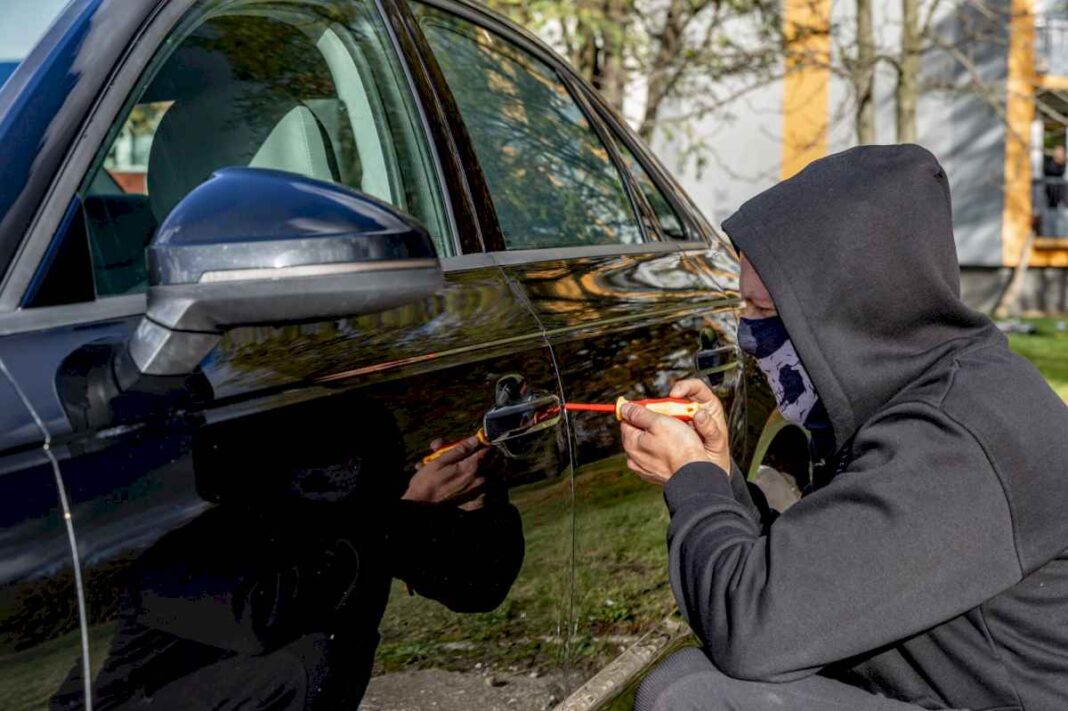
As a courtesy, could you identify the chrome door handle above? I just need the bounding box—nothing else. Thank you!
[482,394,562,445]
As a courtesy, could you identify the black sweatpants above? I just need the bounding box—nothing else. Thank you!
[634,648,946,711]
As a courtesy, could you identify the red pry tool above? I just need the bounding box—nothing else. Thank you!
[422,397,699,464]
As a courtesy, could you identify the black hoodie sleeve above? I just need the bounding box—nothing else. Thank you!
[663,401,1023,682]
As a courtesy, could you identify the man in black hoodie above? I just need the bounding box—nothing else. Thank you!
[620,145,1068,710]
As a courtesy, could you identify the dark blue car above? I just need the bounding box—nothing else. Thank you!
[0,0,798,708]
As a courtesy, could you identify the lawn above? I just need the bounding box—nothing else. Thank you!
[374,455,674,678]
[1006,317,1068,401]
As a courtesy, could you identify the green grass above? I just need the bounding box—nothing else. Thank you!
[376,469,575,674]
[374,455,675,677]
[1006,317,1068,401]
[0,622,114,711]
[571,457,674,673]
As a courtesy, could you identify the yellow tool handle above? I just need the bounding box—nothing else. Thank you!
[614,396,700,421]
[421,428,489,464]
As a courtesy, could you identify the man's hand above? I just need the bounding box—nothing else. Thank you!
[403,437,489,510]
[670,379,731,471]
[619,382,731,486]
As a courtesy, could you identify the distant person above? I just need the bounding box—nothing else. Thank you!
[620,145,1068,710]
[1044,144,1066,208]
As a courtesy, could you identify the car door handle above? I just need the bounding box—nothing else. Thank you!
[423,394,561,463]
[482,393,562,445]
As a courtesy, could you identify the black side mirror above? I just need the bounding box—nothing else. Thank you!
[127,167,443,376]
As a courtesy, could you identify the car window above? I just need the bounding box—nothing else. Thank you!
[412,3,642,250]
[68,0,451,300]
[610,131,689,240]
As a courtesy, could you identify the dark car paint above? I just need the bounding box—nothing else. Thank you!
[0,0,771,708]
[0,358,90,709]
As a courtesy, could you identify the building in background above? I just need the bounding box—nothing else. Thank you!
[654,0,1068,313]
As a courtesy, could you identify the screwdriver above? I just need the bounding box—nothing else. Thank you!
[569,396,701,422]
[421,397,700,464]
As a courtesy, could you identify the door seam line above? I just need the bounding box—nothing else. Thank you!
[0,356,93,711]
[496,264,580,670]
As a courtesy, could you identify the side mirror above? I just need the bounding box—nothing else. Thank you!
[127,167,444,376]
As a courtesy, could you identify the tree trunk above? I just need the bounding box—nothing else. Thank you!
[599,0,628,112]
[638,0,686,140]
[896,0,920,143]
[572,12,600,84]
[993,229,1037,318]
[855,0,876,143]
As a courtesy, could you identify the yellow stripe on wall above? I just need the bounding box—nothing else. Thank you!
[781,0,831,180]
[1002,0,1036,267]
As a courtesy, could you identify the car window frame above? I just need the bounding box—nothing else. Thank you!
[581,86,723,252]
[0,0,470,318]
[408,0,677,255]
[584,93,696,241]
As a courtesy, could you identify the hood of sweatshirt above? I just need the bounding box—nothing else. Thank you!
[721,144,997,449]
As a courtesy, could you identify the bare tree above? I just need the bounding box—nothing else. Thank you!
[854,0,877,142]
[486,0,784,142]
[895,0,921,142]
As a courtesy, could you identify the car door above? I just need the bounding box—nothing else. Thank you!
[0,362,91,710]
[405,1,745,702]
[0,0,573,708]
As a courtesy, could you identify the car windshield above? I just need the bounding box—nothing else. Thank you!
[0,0,71,88]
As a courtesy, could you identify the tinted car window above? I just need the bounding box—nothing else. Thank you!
[413,3,642,250]
[611,132,688,240]
[76,0,451,298]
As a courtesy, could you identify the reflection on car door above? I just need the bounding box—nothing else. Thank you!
[0,0,574,708]
[502,247,741,692]
[0,361,88,709]
[409,2,745,698]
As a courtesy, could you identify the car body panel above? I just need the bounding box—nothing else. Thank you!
[0,355,87,709]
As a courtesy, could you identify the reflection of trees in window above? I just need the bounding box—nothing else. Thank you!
[420,13,642,250]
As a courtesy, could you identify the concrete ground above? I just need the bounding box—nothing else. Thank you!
[359,670,576,711]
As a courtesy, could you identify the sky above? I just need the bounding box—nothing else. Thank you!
[0,0,72,62]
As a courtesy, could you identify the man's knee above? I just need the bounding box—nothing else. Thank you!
[634,648,926,711]
[635,647,726,711]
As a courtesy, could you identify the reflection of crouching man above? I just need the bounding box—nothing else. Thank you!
[55,398,523,710]
[620,147,1068,710]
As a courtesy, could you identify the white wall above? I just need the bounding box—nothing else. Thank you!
[652,0,1011,266]
[652,75,784,228]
